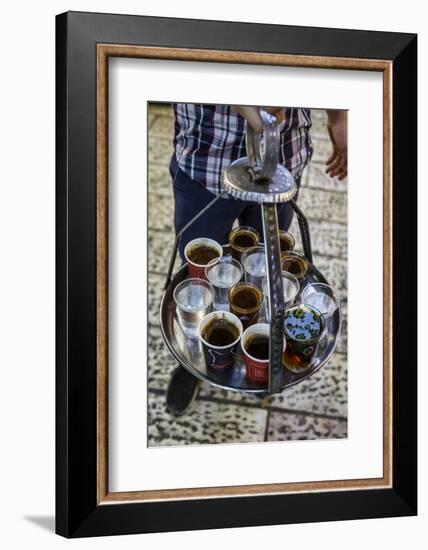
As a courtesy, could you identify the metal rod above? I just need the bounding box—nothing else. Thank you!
[290,199,313,263]
[164,191,227,290]
[262,204,285,395]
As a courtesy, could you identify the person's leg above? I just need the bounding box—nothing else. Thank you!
[166,156,246,415]
[170,156,244,260]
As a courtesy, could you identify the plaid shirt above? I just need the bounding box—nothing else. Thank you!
[172,103,313,196]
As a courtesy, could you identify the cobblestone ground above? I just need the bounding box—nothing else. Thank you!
[147,104,347,446]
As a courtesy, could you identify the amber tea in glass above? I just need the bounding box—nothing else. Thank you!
[228,282,263,329]
[229,226,260,261]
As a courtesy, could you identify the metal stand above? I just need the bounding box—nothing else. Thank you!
[290,199,313,263]
[262,204,285,394]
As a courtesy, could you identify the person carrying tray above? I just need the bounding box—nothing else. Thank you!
[166,104,347,415]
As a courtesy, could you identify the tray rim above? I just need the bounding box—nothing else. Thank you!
[159,258,342,394]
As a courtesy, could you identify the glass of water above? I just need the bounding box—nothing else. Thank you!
[262,272,300,322]
[205,256,243,310]
[300,282,339,328]
[173,278,214,335]
[241,245,266,289]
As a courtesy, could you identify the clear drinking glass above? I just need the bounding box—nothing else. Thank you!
[173,278,214,335]
[241,245,266,289]
[262,272,300,322]
[205,256,243,310]
[300,283,339,323]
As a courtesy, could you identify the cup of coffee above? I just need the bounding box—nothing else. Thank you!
[198,311,243,372]
[184,238,223,279]
[228,282,263,329]
[241,323,286,385]
[229,226,260,261]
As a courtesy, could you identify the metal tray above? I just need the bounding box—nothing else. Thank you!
[159,251,341,394]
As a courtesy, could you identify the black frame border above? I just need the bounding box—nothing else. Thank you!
[56,11,417,537]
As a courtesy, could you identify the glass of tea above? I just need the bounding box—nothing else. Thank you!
[280,251,309,280]
[262,272,300,322]
[229,226,260,261]
[205,256,243,311]
[241,323,286,385]
[241,245,266,289]
[184,238,223,279]
[198,311,243,372]
[278,230,295,254]
[173,278,214,336]
[283,304,324,373]
[228,282,263,329]
[301,283,339,325]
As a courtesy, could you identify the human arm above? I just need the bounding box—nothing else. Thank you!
[325,110,348,180]
[231,105,285,133]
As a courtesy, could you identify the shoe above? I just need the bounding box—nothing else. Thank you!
[166,366,200,416]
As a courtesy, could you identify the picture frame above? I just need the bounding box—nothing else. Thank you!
[56,10,417,538]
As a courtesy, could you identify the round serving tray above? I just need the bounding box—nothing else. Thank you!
[159,249,341,394]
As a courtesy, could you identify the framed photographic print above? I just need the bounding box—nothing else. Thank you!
[56,11,417,538]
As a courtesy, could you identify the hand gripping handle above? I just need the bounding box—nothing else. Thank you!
[246,109,280,182]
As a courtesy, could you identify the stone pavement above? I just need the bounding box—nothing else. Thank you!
[147,104,347,446]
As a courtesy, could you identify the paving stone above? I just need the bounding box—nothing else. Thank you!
[310,108,327,125]
[287,212,347,261]
[148,112,157,129]
[336,317,348,354]
[148,135,174,166]
[148,273,166,326]
[148,163,174,197]
[305,161,348,193]
[148,231,181,275]
[147,325,177,390]
[296,185,347,225]
[150,113,175,137]
[148,193,174,233]
[312,256,348,301]
[267,352,347,418]
[148,392,268,446]
[267,410,347,441]
[307,219,347,259]
[310,138,335,165]
[148,103,171,115]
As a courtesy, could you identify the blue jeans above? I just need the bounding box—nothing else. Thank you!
[170,156,300,259]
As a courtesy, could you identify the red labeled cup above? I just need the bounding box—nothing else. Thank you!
[241,323,286,385]
[184,238,223,279]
